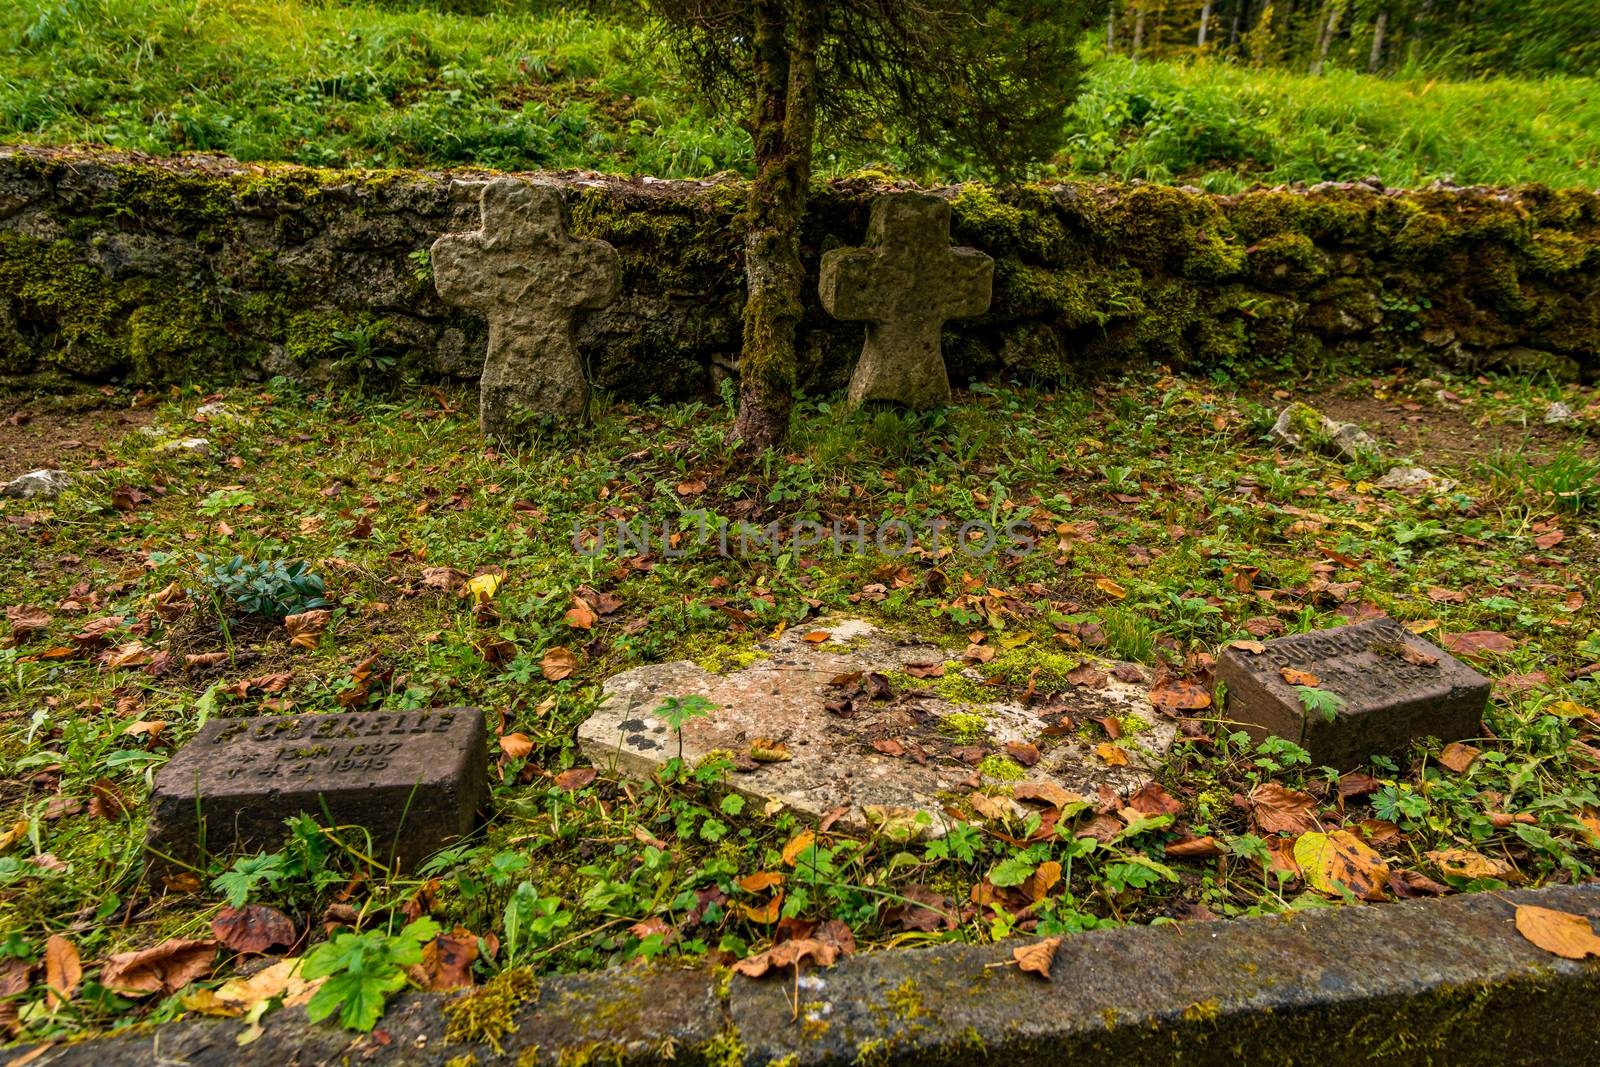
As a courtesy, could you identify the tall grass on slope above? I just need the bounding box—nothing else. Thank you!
[0,0,750,174]
[1059,55,1599,192]
[1,2,1595,189]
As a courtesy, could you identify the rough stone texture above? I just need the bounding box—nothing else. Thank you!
[730,883,1600,1067]
[432,179,618,436]
[1375,463,1458,492]
[145,707,488,876]
[0,468,69,499]
[14,884,1600,1065]
[578,617,1172,836]
[2,147,1595,398]
[152,436,210,458]
[1213,618,1489,768]
[819,192,993,408]
[1268,401,1381,460]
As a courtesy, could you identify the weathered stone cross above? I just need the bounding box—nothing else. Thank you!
[820,192,993,409]
[432,179,618,438]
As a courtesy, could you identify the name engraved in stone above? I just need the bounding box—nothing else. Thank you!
[145,707,488,878]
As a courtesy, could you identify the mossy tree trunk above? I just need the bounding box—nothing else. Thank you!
[730,0,821,451]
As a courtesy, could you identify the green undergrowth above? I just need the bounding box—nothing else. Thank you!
[0,370,1596,1045]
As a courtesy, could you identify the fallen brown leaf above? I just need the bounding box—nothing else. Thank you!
[44,934,80,1009]
[100,939,218,996]
[1426,848,1518,882]
[554,767,597,790]
[1437,741,1481,774]
[540,646,577,681]
[1441,630,1516,661]
[498,733,533,759]
[1004,741,1041,767]
[1249,783,1319,835]
[284,609,331,651]
[1013,936,1062,978]
[1515,905,1600,960]
[410,927,479,991]
[1149,678,1211,711]
[211,905,296,954]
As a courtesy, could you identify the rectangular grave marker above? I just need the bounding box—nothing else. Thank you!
[145,707,487,879]
[1213,618,1489,769]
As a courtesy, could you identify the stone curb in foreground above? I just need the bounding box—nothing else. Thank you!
[12,884,1600,1066]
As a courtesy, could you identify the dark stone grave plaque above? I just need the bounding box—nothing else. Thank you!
[1213,618,1489,769]
[145,707,487,878]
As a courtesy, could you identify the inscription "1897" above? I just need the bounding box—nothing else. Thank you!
[210,712,457,782]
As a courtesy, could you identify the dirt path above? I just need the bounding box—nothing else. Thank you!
[0,395,157,476]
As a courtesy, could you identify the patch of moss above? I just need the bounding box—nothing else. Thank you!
[693,640,767,675]
[700,1027,746,1067]
[934,672,996,707]
[443,966,541,1053]
[979,754,1026,781]
[938,711,990,742]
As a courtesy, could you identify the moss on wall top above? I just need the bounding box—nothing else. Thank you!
[1,145,1595,395]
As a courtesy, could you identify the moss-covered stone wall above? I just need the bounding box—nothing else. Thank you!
[2,146,1595,397]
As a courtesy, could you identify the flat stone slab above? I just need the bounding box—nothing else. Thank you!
[20,884,1600,1064]
[146,708,488,877]
[1214,618,1489,768]
[578,618,1173,835]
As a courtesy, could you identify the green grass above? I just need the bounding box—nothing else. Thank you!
[2,1,1596,189]
[0,370,1596,1041]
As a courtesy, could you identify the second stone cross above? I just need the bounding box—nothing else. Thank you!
[820,192,994,410]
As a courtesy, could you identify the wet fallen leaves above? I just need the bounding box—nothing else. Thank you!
[101,938,218,996]
[212,905,297,954]
[1248,783,1320,834]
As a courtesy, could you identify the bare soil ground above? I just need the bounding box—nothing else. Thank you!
[0,395,157,476]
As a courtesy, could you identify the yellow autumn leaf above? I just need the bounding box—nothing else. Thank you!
[1293,830,1388,901]
[466,573,504,604]
[1093,577,1127,599]
[1095,742,1129,766]
[1515,905,1600,960]
[782,831,816,867]
[0,818,28,852]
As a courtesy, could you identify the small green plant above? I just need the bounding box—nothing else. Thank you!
[502,880,575,966]
[1295,685,1347,723]
[407,248,433,283]
[653,693,718,761]
[331,319,396,382]
[211,852,289,907]
[1100,465,1137,491]
[303,917,440,1031]
[194,554,331,620]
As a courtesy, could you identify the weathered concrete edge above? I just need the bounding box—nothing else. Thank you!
[14,884,1600,1066]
